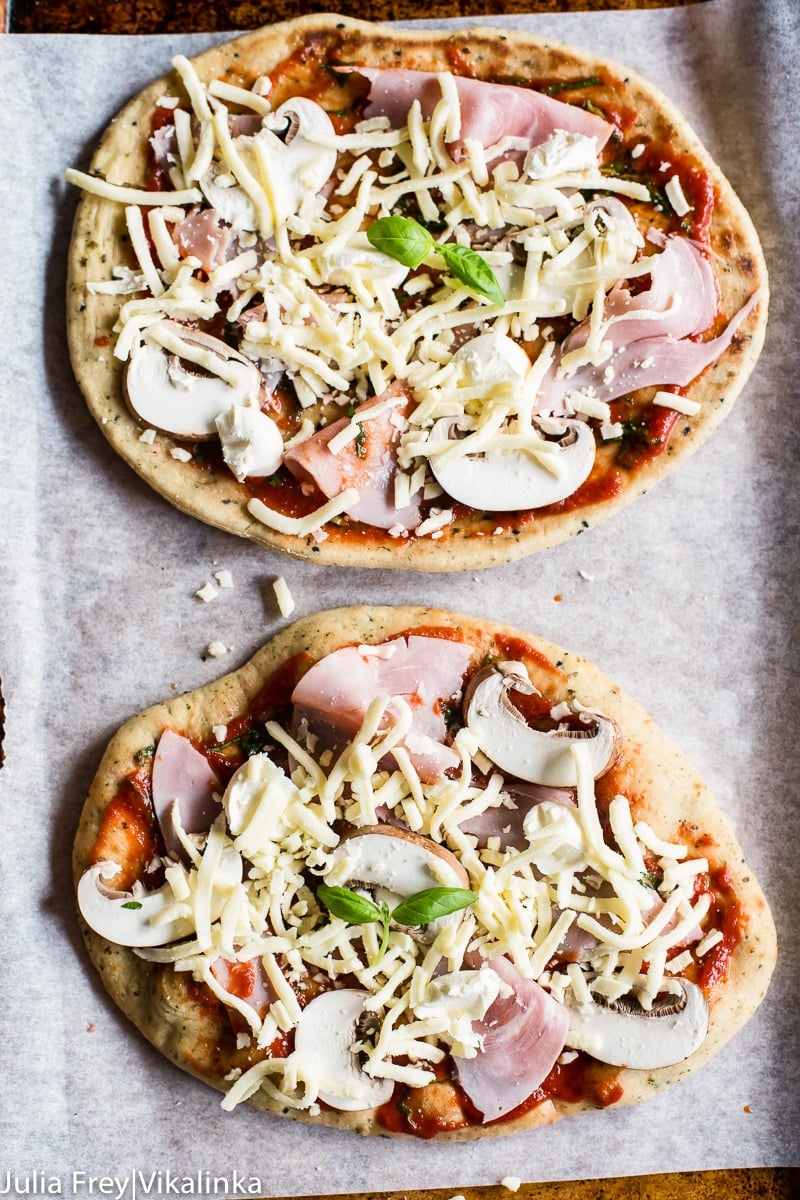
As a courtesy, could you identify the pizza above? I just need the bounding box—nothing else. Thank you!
[73,606,776,1139]
[66,14,767,571]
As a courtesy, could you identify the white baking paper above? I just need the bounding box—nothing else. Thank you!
[1,1,798,1193]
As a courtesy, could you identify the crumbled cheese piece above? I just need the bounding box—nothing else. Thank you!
[206,641,229,658]
[665,174,692,216]
[273,576,296,617]
[212,724,228,743]
[500,1178,522,1193]
[170,447,193,462]
[139,428,157,444]
[653,390,701,417]
[631,142,645,159]
[214,569,234,589]
[195,582,218,603]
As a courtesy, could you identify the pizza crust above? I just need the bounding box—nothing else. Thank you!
[72,606,777,1139]
[66,15,768,572]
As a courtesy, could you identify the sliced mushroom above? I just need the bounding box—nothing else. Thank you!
[565,980,709,1069]
[428,415,595,511]
[124,319,262,439]
[291,989,394,1111]
[464,662,618,786]
[201,98,336,235]
[326,824,469,941]
[328,824,468,896]
[77,848,242,948]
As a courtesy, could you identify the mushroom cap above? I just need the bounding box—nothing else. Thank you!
[565,979,709,1069]
[124,319,262,440]
[428,417,596,511]
[328,824,469,895]
[464,662,618,786]
[77,861,195,947]
[77,848,243,948]
[292,989,394,1111]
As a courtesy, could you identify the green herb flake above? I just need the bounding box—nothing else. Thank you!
[133,745,155,764]
[545,75,602,95]
[120,900,143,911]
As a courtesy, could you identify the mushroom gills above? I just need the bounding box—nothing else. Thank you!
[291,989,394,1111]
[464,661,618,786]
[565,980,709,1070]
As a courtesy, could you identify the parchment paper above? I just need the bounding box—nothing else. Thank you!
[1,1,798,1192]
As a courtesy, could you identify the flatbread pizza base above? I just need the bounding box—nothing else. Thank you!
[73,606,776,1138]
[66,15,768,572]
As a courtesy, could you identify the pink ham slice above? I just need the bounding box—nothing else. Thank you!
[357,68,614,157]
[211,956,275,1020]
[290,635,474,781]
[173,208,232,273]
[455,957,568,1121]
[151,730,221,858]
[459,783,576,851]
[536,235,764,413]
[283,384,420,531]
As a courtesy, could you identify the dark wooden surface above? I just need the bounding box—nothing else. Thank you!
[5,0,793,1197]
[7,0,706,35]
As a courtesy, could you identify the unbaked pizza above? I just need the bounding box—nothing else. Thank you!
[73,607,776,1138]
[66,15,767,570]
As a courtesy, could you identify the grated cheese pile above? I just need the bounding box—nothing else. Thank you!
[67,56,691,535]
[133,670,713,1114]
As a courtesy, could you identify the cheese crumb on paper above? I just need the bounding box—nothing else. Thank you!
[272,576,296,617]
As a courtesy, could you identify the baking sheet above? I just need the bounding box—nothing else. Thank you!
[1,0,798,1191]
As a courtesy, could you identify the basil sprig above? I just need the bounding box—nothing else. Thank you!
[367,215,505,306]
[317,883,476,963]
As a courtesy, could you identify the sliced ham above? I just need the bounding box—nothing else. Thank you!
[358,69,614,157]
[536,235,763,413]
[290,635,474,782]
[283,384,420,531]
[151,730,221,858]
[459,783,576,850]
[211,956,275,1020]
[173,208,232,273]
[454,957,568,1121]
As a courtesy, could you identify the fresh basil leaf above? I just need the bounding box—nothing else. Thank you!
[438,243,505,306]
[120,900,143,911]
[366,215,434,268]
[317,884,381,925]
[391,886,477,927]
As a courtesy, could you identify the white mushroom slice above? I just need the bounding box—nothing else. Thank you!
[124,320,261,439]
[428,417,595,511]
[326,825,469,940]
[77,849,242,948]
[77,861,194,947]
[464,662,618,786]
[565,981,709,1069]
[201,98,336,235]
[291,990,394,1111]
[327,824,469,897]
